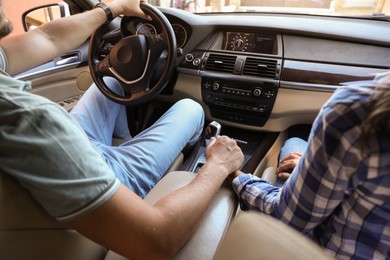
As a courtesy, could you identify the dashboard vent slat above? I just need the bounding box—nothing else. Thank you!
[205,54,237,73]
[243,58,278,79]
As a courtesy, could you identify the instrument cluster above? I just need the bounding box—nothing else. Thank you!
[121,16,189,48]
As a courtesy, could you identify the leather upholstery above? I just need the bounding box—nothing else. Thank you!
[215,211,332,260]
[0,169,238,260]
[0,153,185,260]
[0,173,107,260]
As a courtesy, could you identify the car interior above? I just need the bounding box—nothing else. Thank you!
[1,0,389,259]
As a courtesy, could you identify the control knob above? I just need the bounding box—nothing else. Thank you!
[253,88,262,97]
[185,53,194,62]
[212,82,220,91]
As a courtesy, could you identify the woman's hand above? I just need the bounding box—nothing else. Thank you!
[276,152,303,180]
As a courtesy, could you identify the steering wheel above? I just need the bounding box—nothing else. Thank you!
[88,3,176,105]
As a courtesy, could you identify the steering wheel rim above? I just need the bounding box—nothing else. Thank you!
[88,3,176,106]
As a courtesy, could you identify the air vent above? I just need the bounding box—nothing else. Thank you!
[205,53,236,73]
[243,58,278,79]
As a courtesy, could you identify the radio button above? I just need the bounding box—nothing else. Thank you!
[193,58,201,66]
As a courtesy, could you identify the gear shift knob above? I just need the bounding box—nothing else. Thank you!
[191,121,222,172]
[204,121,221,146]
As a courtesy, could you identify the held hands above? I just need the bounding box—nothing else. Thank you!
[276,152,303,180]
[205,136,244,177]
[107,0,150,20]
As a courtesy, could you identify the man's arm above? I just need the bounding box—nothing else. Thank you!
[69,136,244,259]
[0,0,148,76]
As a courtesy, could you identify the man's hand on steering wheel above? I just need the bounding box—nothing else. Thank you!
[107,0,149,20]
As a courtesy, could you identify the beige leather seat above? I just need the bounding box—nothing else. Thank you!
[215,211,332,260]
[1,165,330,260]
[0,152,186,260]
[0,173,107,260]
[0,170,238,260]
[259,166,277,185]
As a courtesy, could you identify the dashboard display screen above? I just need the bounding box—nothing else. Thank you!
[223,32,276,54]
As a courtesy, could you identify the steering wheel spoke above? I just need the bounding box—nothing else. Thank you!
[93,56,113,77]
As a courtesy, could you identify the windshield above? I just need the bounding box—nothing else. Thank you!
[147,0,390,18]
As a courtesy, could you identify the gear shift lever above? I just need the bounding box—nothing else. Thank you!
[204,121,221,146]
[192,121,222,172]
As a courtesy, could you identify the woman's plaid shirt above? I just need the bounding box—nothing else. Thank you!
[232,78,390,259]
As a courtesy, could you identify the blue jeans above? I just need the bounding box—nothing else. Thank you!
[275,137,308,187]
[70,78,204,198]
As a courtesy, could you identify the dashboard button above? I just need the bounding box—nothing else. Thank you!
[185,53,194,62]
[253,88,262,97]
[212,82,220,91]
[193,58,201,66]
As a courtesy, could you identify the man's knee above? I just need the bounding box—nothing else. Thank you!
[175,98,204,120]
[179,98,203,113]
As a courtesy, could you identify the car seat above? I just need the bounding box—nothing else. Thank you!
[214,211,332,260]
[0,168,238,260]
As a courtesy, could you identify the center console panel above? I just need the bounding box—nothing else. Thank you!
[184,123,279,175]
[201,76,278,127]
[179,30,282,128]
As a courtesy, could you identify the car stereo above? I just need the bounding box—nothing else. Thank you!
[201,77,278,126]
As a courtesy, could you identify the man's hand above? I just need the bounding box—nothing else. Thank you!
[107,0,150,20]
[205,136,244,178]
[276,152,303,180]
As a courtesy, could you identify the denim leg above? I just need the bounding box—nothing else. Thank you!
[71,79,204,197]
[275,137,308,187]
[85,97,204,197]
[70,78,131,145]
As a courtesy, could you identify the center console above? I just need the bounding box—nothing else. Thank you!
[184,121,278,175]
[201,76,278,127]
[179,30,282,128]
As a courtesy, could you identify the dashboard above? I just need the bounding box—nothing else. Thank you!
[19,7,390,133]
[81,9,390,131]
[153,9,390,131]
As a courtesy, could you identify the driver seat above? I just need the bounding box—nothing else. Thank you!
[0,152,185,259]
[0,172,108,260]
[0,154,238,259]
